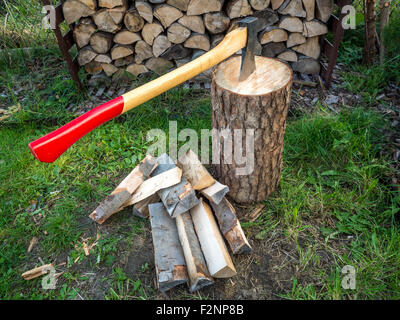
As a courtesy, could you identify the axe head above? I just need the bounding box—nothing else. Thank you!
[238,17,259,82]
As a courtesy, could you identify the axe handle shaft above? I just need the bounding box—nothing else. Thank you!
[28,28,247,163]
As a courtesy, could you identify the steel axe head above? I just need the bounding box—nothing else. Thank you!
[238,17,259,82]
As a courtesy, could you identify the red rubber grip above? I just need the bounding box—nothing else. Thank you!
[29,96,125,163]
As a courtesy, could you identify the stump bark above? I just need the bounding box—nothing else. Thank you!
[211,56,292,204]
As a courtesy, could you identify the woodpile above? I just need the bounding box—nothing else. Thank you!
[65,0,333,79]
[89,150,251,292]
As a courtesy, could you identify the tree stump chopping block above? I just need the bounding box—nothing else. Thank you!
[211,56,292,204]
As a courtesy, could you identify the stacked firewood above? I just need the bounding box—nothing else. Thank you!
[65,0,332,79]
[89,150,251,292]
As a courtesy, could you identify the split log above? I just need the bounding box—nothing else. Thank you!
[178,15,205,34]
[149,202,188,292]
[77,46,97,65]
[124,8,145,32]
[178,149,215,190]
[279,16,303,33]
[175,57,191,67]
[161,44,191,60]
[22,264,54,280]
[303,19,328,37]
[93,9,122,33]
[292,36,320,59]
[89,155,157,224]
[108,4,129,24]
[132,194,159,218]
[84,61,103,74]
[135,40,153,63]
[63,0,95,25]
[176,213,214,292]
[315,0,333,23]
[200,181,229,205]
[73,18,96,48]
[291,55,320,74]
[271,0,285,9]
[126,63,149,76]
[302,0,315,21]
[114,30,142,45]
[253,8,279,30]
[278,0,306,18]
[151,153,199,218]
[152,35,172,57]
[277,49,298,61]
[99,0,126,8]
[211,33,225,48]
[286,32,306,47]
[259,27,288,44]
[145,57,174,74]
[184,33,210,51]
[102,63,120,76]
[226,0,253,19]
[204,12,230,34]
[167,0,190,11]
[249,0,271,10]
[90,32,114,54]
[94,54,112,64]
[135,1,153,23]
[153,4,183,28]
[167,23,191,44]
[142,23,164,45]
[209,197,252,254]
[190,199,237,278]
[114,54,135,67]
[211,56,293,203]
[186,0,224,15]
[262,42,286,57]
[111,44,134,60]
[78,0,97,10]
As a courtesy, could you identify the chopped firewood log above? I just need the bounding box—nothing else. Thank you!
[261,42,286,57]
[279,16,303,33]
[161,44,191,60]
[153,4,183,28]
[204,12,230,34]
[190,199,237,278]
[99,0,126,8]
[114,29,142,45]
[22,264,53,280]
[77,46,97,66]
[210,33,224,48]
[135,40,153,63]
[63,0,95,25]
[151,154,199,218]
[89,155,157,224]
[186,0,224,15]
[90,32,114,54]
[27,237,38,253]
[184,33,210,51]
[111,44,134,60]
[145,57,174,74]
[135,1,153,23]
[94,53,112,64]
[102,63,119,76]
[153,35,172,57]
[292,55,320,74]
[167,23,191,44]
[132,194,159,218]
[259,27,288,44]
[292,36,320,59]
[315,0,333,23]
[85,61,103,74]
[108,3,129,24]
[149,202,188,292]
[209,197,252,254]
[226,0,253,19]
[126,63,149,76]
[167,0,190,11]
[178,149,215,190]
[302,0,315,21]
[178,15,205,34]
[78,0,97,10]
[142,23,164,45]
[278,0,306,18]
[200,181,229,205]
[286,32,306,47]
[124,8,145,32]
[114,54,135,67]
[175,57,190,67]
[303,19,328,37]
[176,212,214,292]
[271,0,285,9]
[249,0,270,10]
[93,8,122,33]
[253,8,279,30]
[277,49,298,61]
[73,18,96,48]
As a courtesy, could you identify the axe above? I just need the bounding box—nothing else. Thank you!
[29,17,259,163]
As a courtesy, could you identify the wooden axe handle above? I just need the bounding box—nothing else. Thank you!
[29,28,247,163]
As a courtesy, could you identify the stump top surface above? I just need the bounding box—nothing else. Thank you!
[214,56,292,96]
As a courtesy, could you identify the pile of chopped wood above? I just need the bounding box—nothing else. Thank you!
[89,150,251,292]
[64,0,333,80]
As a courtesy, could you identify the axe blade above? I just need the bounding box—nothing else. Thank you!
[238,17,258,82]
